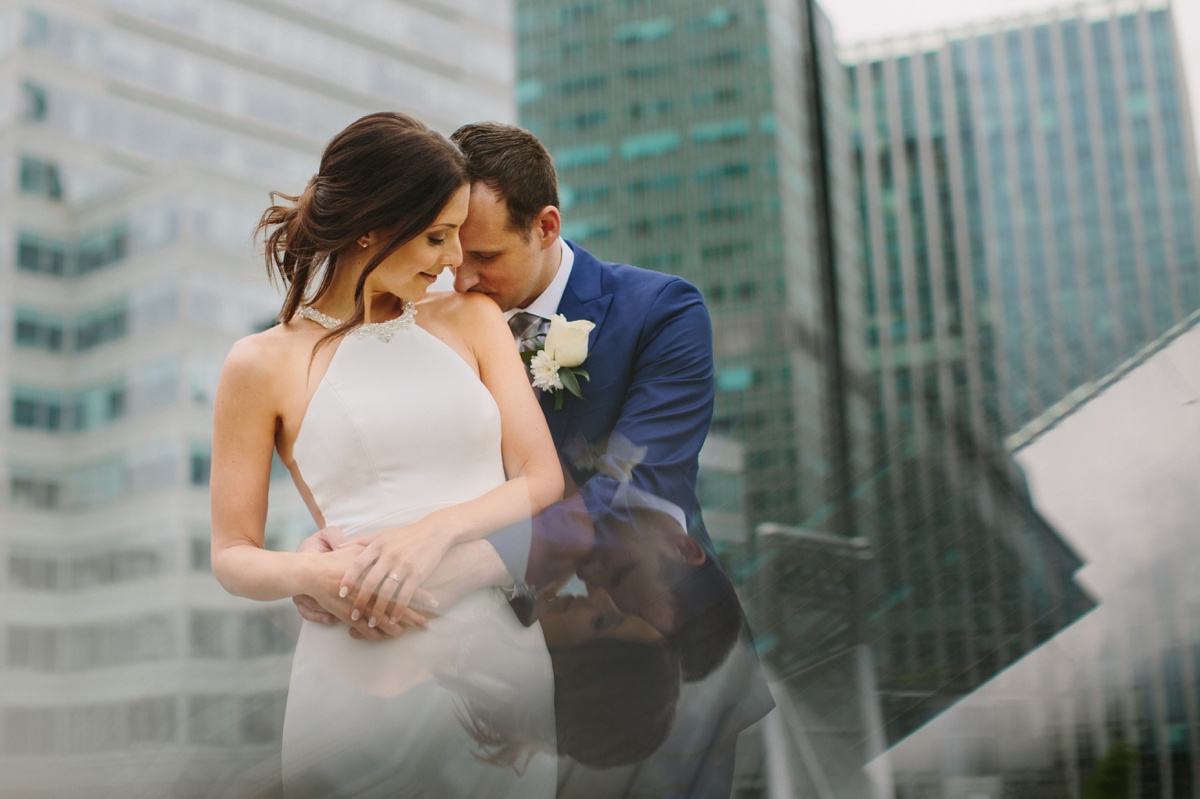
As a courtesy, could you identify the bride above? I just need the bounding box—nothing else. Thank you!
[208,112,585,797]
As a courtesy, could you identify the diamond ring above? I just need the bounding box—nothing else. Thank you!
[387,573,401,582]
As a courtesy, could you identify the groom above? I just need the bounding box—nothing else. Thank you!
[450,123,733,660]
[449,123,773,797]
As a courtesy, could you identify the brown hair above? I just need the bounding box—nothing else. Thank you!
[257,112,466,344]
[660,554,743,681]
[450,122,559,236]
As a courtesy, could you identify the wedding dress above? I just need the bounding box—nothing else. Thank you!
[280,305,556,798]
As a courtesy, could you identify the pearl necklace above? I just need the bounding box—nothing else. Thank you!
[297,303,416,343]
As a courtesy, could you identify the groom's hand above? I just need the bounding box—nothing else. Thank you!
[293,526,347,625]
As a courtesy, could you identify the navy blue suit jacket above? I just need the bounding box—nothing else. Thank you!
[490,241,718,603]
[540,241,716,550]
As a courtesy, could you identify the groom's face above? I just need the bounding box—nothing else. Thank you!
[577,509,692,635]
[455,184,546,312]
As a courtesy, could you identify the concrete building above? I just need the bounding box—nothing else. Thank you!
[0,2,514,795]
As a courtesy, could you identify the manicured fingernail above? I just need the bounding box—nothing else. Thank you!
[427,598,439,609]
[389,618,398,625]
[339,586,348,598]
[368,617,377,628]
[351,609,360,621]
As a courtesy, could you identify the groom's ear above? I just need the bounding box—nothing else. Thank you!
[533,205,561,250]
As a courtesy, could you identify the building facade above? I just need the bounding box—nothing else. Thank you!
[515,0,875,541]
[0,2,514,795]
[844,0,1200,442]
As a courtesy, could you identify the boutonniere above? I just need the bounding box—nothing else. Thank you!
[522,314,595,411]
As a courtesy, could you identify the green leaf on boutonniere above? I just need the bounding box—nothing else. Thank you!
[520,349,537,365]
[573,369,591,382]
[559,368,584,399]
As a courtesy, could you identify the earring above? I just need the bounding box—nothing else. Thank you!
[360,240,369,249]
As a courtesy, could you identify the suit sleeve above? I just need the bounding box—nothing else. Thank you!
[487,277,716,625]
[575,277,715,535]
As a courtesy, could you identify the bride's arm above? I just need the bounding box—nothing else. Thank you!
[209,334,387,638]
[342,294,564,623]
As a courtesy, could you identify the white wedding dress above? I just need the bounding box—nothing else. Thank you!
[281,308,556,798]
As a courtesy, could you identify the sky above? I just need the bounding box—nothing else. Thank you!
[819,0,1200,160]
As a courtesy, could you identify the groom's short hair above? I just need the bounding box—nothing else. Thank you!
[451,122,560,236]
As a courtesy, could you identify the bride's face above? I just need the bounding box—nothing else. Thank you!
[538,589,663,648]
[365,184,469,302]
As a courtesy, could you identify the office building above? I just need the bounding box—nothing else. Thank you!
[0,2,514,795]
[516,0,876,538]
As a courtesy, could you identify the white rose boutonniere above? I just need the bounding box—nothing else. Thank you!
[520,314,595,411]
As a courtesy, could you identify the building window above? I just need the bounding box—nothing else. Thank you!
[21,81,48,122]
[693,87,741,108]
[14,310,64,351]
[75,229,127,275]
[694,48,743,68]
[190,449,212,487]
[701,240,753,263]
[619,130,681,160]
[11,390,65,431]
[627,174,681,194]
[555,74,607,96]
[555,143,612,169]
[614,17,675,45]
[18,156,63,200]
[560,184,612,210]
[698,203,754,224]
[10,476,61,509]
[622,63,673,81]
[74,306,128,351]
[555,110,608,131]
[627,98,674,121]
[17,234,68,275]
[691,118,750,144]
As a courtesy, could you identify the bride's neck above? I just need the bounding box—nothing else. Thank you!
[313,261,407,323]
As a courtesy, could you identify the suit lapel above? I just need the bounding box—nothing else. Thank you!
[540,242,612,442]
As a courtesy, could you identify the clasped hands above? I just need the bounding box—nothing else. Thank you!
[294,519,449,641]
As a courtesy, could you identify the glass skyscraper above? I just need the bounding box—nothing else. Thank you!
[842,0,1199,749]
[0,3,513,796]
[515,0,874,544]
[845,0,1200,441]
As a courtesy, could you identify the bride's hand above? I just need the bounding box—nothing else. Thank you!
[338,519,449,629]
[311,545,432,640]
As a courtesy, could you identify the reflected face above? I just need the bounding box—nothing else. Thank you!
[539,588,664,648]
[368,184,468,303]
[454,184,549,311]
[577,542,676,635]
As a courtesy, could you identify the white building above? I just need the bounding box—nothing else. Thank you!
[0,2,514,796]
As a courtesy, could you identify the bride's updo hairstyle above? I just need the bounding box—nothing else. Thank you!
[256,111,467,343]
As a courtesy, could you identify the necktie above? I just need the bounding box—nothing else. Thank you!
[508,312,544,353]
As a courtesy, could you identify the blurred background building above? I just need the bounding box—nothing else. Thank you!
[842,0,1199,752]
[515,0,875,540]
[2,0,1198,796]
[514,0,1105,785]
[887,309,1200,798]
[0,1,513,796]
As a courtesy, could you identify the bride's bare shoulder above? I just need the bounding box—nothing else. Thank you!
[220,320,313,390]
[419,290,503,328]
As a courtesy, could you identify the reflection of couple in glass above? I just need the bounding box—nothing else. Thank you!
[210,113,770,797]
